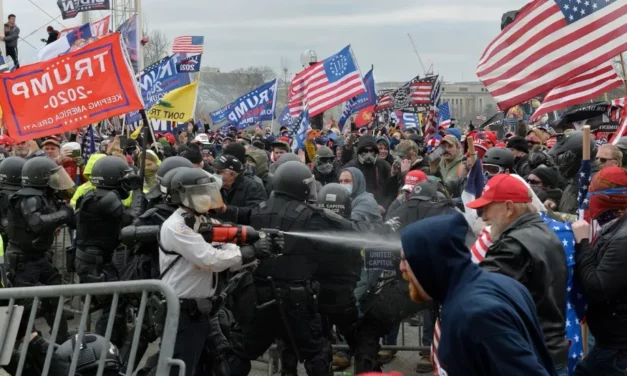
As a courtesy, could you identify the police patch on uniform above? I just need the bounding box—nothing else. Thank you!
[176,221,194,235]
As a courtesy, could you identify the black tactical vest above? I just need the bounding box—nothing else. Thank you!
[7,188,56,253]
[250,195,318,281]
[76,190,123,254]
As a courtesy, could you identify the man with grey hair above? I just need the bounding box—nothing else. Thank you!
[466,173,569,374]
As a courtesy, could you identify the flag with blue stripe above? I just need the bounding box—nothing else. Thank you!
[292,108,310,152]
[338,67,375,130]
[461,157,485,228]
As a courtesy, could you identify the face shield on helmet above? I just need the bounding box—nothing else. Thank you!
[49,166,75,190]
[120,170,142,192]
[304,174,318,203]
[180,172,224,213]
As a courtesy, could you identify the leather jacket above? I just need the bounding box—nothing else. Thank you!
[480,212,569,368]
[576,214,627,349]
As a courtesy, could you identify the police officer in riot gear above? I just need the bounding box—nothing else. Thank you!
[6,156,76,344]
[159,167,279,376]
[0,157,26,246]
[75,156,142,347]
[231,161,340,376]
[54,333,123,376]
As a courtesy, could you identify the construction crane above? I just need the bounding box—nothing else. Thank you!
[407,33,434,77]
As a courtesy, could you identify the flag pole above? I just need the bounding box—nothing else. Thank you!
[620,53,627,95]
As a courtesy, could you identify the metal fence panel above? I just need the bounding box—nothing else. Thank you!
[0,280,182,376]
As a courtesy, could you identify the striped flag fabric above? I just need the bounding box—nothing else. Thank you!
[376,76,437,110]
[438,102,452,129]
[288,45,366,118]
[530,62,622,121]
[577,158,592,220]
[477,0,627,111]
[172,36,204,54]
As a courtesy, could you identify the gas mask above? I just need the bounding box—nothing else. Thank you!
[358,151,377,165]
[316,163,333,175]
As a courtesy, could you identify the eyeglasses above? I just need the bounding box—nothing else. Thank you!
[596,157,616,164]
[526,179,542,186]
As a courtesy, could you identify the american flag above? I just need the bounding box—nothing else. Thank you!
[530,62,622,121]
[288,45,365,118]
[477,0,627,111]
[172,36,204,54]
[577,158,592,220]
[438,102,452,129]
[376,76,437,110]
[424,77,443,137]
[610,97,627,144]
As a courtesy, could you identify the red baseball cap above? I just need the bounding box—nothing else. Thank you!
[466,173,532,209]
[402,170,428,191]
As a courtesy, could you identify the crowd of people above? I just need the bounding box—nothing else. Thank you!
[0,114,626,376]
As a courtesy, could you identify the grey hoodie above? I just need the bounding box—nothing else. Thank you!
[343,167,383,224]
[4,23,19,47]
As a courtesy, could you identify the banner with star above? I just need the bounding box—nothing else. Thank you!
[226,79,278,130]
[0,33,143,143]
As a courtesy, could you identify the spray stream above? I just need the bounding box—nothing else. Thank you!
[285,231,402,252]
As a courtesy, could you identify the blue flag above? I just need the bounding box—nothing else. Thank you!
[226,79,278,129]
[126,54,192,123]
[396,111,420,130]
[292,109,310,152]
[176,54,202,73]
[577,159,592,219]
[278,106,294,128]
[81,125,98,162]
[338,68,375,129]
[210,104,233,124]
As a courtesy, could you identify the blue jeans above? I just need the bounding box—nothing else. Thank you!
[422,308,435,347]
[574,346,627,376]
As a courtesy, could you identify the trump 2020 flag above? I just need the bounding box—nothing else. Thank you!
[289,45,366,118]
[278,106,294,128]
[226,79,278,129]
[210,103,233,124]
[176,54,202,73]
[339,67,376,129]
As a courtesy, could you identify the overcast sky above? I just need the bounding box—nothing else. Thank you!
[9,0,528,83]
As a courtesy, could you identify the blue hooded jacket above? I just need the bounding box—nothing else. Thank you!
[400,212,557,376]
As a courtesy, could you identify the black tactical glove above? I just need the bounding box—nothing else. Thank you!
[270,232,285,254]
[60,203,76,227]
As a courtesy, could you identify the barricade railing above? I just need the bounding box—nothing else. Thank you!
[0,280,184,376]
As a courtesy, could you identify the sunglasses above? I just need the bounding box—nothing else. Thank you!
[596,157,615,164]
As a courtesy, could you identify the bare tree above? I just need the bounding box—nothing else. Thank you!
[197,66,276,107]
[143,30,170,67]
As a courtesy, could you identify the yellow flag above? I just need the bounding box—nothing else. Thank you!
[148,81,199,121]
[130,124,143,139]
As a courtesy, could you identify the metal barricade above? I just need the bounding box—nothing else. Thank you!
[0,280,184,376]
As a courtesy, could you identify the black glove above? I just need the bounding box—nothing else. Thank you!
[239,238,273,265]
[60,204,75,227]
[271,233,285,254]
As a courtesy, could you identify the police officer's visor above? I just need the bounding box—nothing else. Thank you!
[49,166,75,191]
[181,182,224,212]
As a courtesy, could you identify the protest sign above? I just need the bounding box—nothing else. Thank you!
[0,34,143,142]
[226,79,277,129]
[148,81,198,121]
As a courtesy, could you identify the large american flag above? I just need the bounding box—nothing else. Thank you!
[438,102,452,129]
[530,62,622,121]
[172,36,204,54]
[477,0,627,111]
[288,45,366,118]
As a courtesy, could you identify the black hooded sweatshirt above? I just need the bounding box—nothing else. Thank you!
[343,135,396,209]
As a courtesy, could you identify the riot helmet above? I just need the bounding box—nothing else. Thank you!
[169,168,223,213]
[160,167,191,204]
[273,161,318,202]
[0,157,26,191]
[482,147,515,177]
[317,183,351,218]
[21,156,74,190]
[548,131,597,179]
[91,156,141,195]
[54,333,122,376]
[145,156,195,201]
[313,146,335,175]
